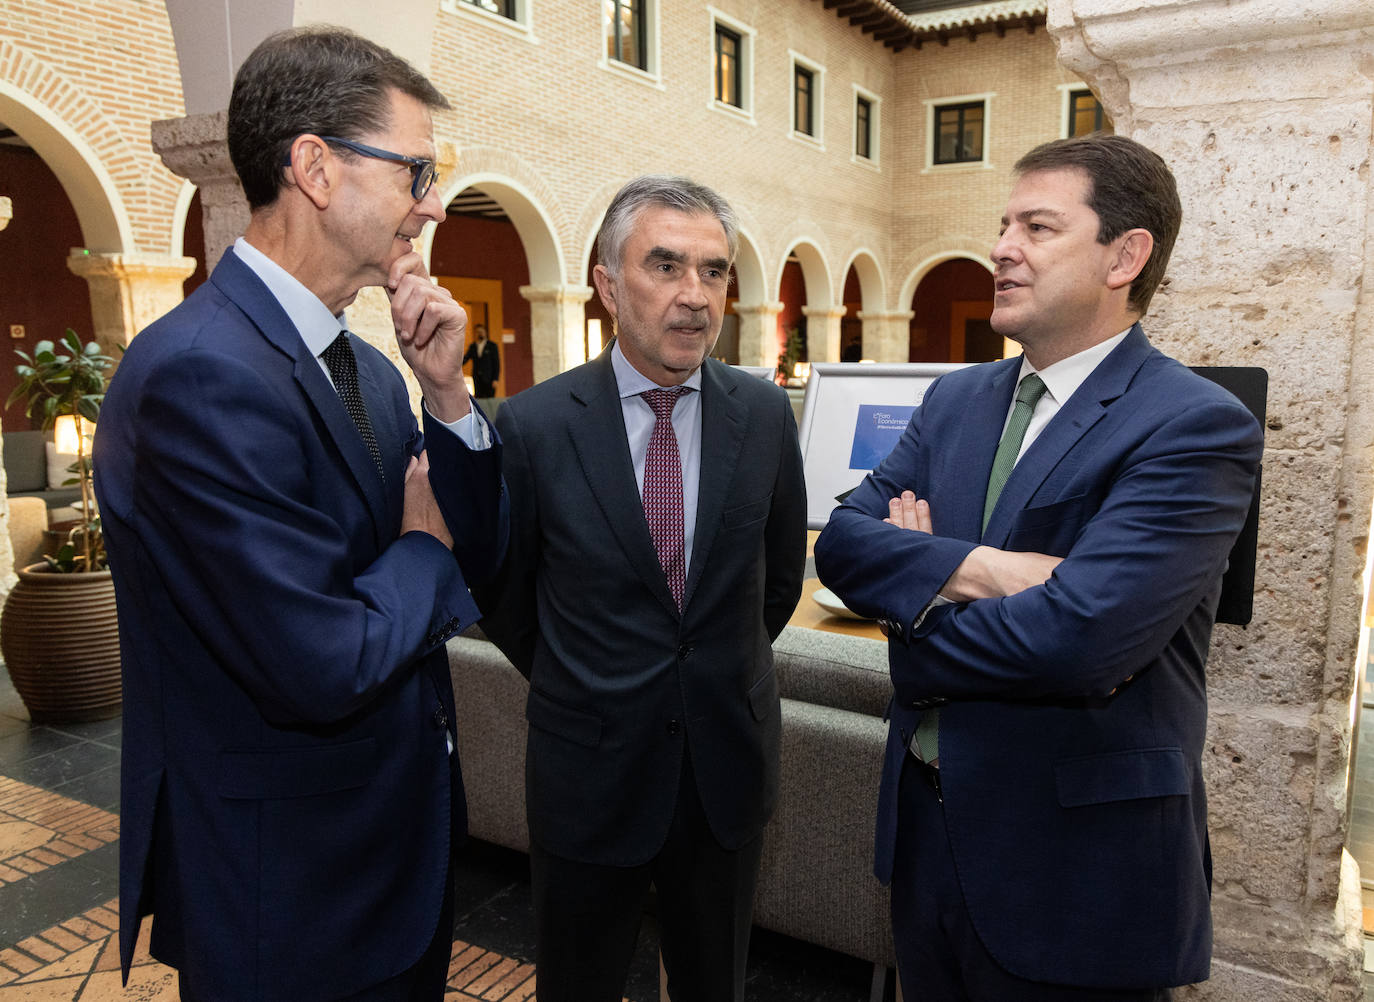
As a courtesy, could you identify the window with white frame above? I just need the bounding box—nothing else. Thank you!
[709,8,754,117]
[444,0,531,35]
[1065,87,1112,136]
[853,85,880,164]
[790,53,824,144]
[605,0,646,71]
[925,94,993,168]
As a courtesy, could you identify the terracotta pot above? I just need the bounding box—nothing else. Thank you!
[1,563,121,723]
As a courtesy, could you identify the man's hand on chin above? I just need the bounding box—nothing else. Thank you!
[387,252,472,423]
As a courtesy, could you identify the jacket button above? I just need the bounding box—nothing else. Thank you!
[666,719,681,736]
[433,707,448,729]
[677,644,693,660]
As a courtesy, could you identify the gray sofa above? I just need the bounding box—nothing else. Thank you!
[3,429,83,509]
[447,623,896,988]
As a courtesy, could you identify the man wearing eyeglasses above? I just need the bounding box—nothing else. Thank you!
[94,26,506,1001]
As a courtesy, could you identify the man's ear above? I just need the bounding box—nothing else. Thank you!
[1106,228,1154,292]
[283,135,334,210]
[592,263,619,320]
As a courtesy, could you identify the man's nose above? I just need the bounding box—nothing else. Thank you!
[416,183,445,224]
[677,271,709,309]
[991,227,1019,265]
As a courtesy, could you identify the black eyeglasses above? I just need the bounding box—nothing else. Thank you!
[313,136,438,201]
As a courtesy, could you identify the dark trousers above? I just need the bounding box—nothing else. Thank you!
[891,756,1173,1002]
[530,752,763,1002]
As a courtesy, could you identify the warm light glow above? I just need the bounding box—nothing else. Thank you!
[587,319,603,360]
[53,414,91,455]
[792,361,811,381]
[1003,338,1023,358]
[463,375,476,395]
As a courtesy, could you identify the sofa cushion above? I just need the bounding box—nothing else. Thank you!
[3,430,47,493]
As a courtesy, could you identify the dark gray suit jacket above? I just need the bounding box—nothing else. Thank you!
[479,349,805,865]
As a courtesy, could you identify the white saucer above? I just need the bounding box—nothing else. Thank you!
[812,586,868,620]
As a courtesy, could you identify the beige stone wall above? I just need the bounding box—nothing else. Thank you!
[1054,1,1374,998]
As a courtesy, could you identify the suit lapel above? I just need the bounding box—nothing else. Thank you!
[982,325,1154,545]
[947,360,1020,543]
[684,360,747,609]
[211,251,389,548]
[565,352,681,618]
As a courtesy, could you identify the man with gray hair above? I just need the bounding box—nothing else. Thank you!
[478,174,806,1001]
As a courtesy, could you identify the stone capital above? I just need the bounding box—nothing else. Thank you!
[801,305,849,321]
[732,301,785,319]
[518,284,594,306]
[66,250,196,353]
[151,111,247,271]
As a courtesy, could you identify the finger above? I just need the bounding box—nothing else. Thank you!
[900,491,919,529]
[888,496,903,523]
[403,454,420,481]
[387,251,428,294]
[914,499,933,534]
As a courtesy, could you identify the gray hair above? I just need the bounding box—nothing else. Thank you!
[596,175,739,277]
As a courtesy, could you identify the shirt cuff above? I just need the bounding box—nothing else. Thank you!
[425,401,493,450]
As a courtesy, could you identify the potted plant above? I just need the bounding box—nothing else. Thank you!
[1,329,121,722]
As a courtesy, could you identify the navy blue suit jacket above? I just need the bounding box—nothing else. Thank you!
[477,351,806,866]
[815,326,1262,990]
[95,249,507,999]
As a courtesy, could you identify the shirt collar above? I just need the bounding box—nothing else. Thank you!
[610,340,703,399]
[235,237,350,358]
[1018,327,1131,406]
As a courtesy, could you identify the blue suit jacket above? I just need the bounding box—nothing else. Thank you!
[815,326,1262,990]
[94,249,507,999]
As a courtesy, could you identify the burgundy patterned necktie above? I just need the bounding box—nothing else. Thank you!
[641,387,686,610]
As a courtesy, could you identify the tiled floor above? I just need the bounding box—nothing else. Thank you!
[0,672,877,1001]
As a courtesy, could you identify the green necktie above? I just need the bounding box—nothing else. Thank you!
[914,373,1047,768]
[981,372,1048,533]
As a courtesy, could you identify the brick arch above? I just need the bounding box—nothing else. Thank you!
[896,237,992,308]
[434,148,568,286]
[841,249,887,313]
[776,237,834,311]
[0,42,133,253]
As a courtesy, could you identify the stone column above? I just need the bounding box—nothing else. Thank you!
[1051,1,1374,999]
[802,305,847,364]
[0,197,11,231]
[151,111,247,272]
[859,310,914,363]
[520,284,594,385]
[66,251,197,354]
[734,301,784,370]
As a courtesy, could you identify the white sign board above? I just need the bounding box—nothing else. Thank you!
[798,362,969,529]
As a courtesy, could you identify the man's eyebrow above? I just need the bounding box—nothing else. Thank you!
[1004,207,1070,226]
[645,246,686,264]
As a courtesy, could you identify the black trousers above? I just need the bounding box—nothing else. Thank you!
[891,756,1173,1002]
[529,751,763,1002]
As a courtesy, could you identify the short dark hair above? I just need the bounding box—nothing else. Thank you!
[227,27,450,210]
[1014,133,1182,316]
[596,175,738,278]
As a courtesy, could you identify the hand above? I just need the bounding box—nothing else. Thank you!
[942,546,1063,602]
[884,491,932,533]
[387,253,471,423]
[401,451,453,549]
